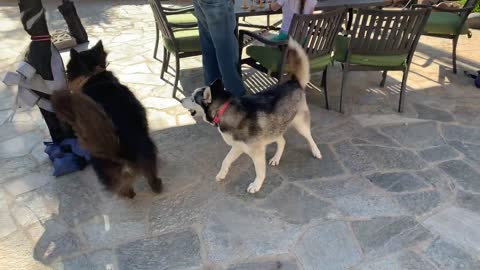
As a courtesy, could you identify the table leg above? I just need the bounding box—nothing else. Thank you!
[235,16,242,77]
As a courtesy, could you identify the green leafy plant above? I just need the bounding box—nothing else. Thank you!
[459,0,480,13]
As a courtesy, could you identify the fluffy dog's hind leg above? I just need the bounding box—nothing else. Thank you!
[269,136,285,166]
[138,158,162,193]
[292,110,322,159]
[118,180,136,199]
[116,166,136,199]
[91,158,137,199]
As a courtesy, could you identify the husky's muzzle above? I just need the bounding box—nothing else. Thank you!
[181,98,198,116]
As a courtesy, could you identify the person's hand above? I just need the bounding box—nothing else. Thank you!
[270,1,281,11]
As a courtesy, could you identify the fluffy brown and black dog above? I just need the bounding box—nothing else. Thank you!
[51,41,162,198]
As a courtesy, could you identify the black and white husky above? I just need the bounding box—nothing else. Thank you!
[181,39,322,193]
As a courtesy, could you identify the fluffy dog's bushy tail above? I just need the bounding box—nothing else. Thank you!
[287,38,310,89]
[51,90,122,160]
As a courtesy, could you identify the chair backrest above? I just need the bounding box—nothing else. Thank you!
[461,0,480,20]
[148,0,175,41]
[288,8,348,59]
[348,8,431,58]
[463,0,479,9]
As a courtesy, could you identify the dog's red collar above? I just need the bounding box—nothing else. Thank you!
[213,101,230,125]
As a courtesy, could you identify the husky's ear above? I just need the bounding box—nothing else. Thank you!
[210,79,224,94]
[202,87,212,104]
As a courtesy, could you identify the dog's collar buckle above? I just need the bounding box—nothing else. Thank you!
[213,101,230,125]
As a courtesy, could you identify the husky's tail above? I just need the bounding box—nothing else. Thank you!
[51,90,122,161]
[286,38,310,89]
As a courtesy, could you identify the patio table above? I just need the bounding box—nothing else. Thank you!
[234,0,392,35]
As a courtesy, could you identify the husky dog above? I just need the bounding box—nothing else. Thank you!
[181,39,322,193]
[51,41,162,198]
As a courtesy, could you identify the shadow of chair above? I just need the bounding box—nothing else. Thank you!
[412,0,479,74]
[334,7,431,113]
[148,0,202,98]
[238,8,348,110]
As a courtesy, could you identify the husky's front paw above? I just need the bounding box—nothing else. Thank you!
[216,170,228,182]
[269,155,281,166]
[312,146,322,159]
[247,181,262,193]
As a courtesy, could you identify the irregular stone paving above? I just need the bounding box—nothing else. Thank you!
[1,0,480,269]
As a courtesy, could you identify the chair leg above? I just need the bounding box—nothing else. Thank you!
[153,24,159,60]
[276,71,285,85]
[380,70,388,87]
[398,69,409,113]
[452,36,459,74]
[160,48,168,80]
[339,67,349,114]
[172,55,180,98]
[322,69,329,110]
[165,52,171,72]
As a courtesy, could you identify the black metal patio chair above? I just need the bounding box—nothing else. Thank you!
[333,7,431,113]
[239,8,348,110]
[148,0,202,98]
[412,0,479,73]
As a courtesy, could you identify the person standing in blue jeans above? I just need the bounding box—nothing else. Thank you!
[193,0,246,97]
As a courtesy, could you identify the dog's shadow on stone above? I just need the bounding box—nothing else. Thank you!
[220,160,286,201]
[25,170,106,266]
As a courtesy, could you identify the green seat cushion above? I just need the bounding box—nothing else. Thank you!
[163,28,201,53]
[270,32,289,42]
[245,46,331,73]
[167,12,197,25]
[424,12,469,36]
[334,36,407,67]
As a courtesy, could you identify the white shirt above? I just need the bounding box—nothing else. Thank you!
[276,0,317,33]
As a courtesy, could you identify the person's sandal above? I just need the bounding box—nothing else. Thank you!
[51,30,77,50]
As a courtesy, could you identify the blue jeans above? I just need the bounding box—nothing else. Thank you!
[193,0,246,97]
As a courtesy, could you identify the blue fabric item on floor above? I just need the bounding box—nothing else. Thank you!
[60,138,90,161]
[44,142,64,162]
[52,153,87,177]
[44,138,90,177]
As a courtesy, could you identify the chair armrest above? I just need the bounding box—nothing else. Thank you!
[163,5,194,11]
[432,6,472,13]
[412,4,472,13]
[411,4,431,9]
[164,7,195,15]
[239,30,288,47]
[168,22,198,28]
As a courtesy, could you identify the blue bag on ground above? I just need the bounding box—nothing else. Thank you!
[44,138,90,176]
[52,153,87,177]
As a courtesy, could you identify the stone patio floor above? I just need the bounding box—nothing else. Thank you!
[1,0,480,269]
